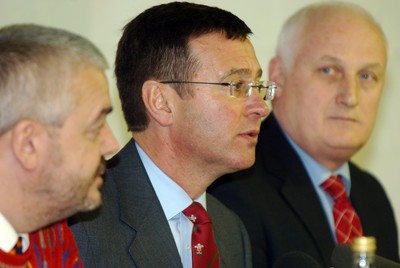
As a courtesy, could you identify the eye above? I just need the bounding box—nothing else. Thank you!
[318,65,343,81]
[231,81,247,98]
[320,67,334,74]
[359,72,376,81]
[86,122,105,141]
[86,128,101,140]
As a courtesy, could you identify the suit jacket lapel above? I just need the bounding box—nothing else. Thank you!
[259,115,335,265]
[207,194,251,268]
[111,139,183,267]
[281,176,334,264]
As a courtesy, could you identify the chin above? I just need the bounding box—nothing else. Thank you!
[231,157,255,171]
[80,198,102,212]
[80,188,103,212]
[79,175,104,211]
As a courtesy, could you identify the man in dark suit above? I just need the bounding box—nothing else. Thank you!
[71,2,275,267]
[210,2,399,268]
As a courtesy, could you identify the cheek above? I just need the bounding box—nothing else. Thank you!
[298,80,333,111]
[205,103,240,135]
[82,149,102,175]
[360,104,378,133]
[180,109,217,145]
[360,92,381,118]
[281,86,313,117]
[180,100,239,148]
[69,141,102,179]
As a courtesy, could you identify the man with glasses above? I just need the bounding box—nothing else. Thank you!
[70,2,274,267]
[210,2,399,267]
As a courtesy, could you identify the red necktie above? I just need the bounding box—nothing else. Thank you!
[183,202,220,268]
[321,175,363,244]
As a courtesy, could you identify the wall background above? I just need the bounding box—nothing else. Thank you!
[2,0,399,251]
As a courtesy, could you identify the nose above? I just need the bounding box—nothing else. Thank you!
[337,76,360,107]
[244,90,270,118]
[100,123,119,156]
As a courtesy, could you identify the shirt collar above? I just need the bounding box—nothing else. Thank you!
[0,212,30,253]
[0,212,18,252]
[283,131,351,193]
[135,142,207,220]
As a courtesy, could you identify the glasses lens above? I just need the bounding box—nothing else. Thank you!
[247,81,267,99]
[231,81,275,101]
[266,81,276,101]
[231,81,248,98]
[259,86,267,99]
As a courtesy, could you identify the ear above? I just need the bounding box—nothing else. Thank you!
[11,120,47,171]
[268,56,286,98]
[142,80,174,127]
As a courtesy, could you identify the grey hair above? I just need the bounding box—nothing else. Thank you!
[275,1,387,70]
[0,24,108,135]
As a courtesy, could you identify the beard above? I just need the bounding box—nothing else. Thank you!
[33,145,106,227]
[79,156,107,211]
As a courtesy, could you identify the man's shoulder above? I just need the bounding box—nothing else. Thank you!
[348,161,384,190]
[207,193,240,218]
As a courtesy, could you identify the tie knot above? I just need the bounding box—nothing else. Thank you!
[321,175,347,201]
[183,202,211,224]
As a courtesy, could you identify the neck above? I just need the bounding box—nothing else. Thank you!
[133,132,217,200]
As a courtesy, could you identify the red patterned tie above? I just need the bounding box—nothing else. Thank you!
[321,175,363,244]
[183,202,220,268]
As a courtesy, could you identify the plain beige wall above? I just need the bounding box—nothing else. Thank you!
[2,0,399,252]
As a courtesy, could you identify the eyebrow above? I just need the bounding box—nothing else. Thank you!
[221,68,263,81]
[320,55,384,70]
[319,55,343,65]
[92,107,113,124]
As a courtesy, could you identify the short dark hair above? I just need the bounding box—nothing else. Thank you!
[115,1,252,132]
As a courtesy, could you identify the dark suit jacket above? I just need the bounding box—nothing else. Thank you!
[70,139,252,267]
[209,114,399,268]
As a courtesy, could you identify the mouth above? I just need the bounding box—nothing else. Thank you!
[330,116,357,123]
[246,130,259,138]
[239,130,260,144]
[95,157,107,180]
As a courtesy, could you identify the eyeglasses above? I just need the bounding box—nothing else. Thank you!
[160,80,276,101]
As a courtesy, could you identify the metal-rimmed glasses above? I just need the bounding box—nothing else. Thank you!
[160,80,276,101]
